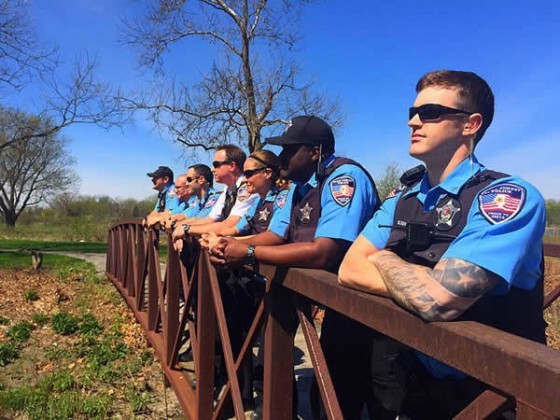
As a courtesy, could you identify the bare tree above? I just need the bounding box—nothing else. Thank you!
[0,55,127,154]
[0,0,54,90]
[122,0,342,153]
[0,108,78,227]
[376,162,402,201]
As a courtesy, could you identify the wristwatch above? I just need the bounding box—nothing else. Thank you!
[245,245,256,265]
[183,224,191,237]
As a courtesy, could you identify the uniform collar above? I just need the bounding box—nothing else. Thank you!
[200,186,217,205]
[405,155,484,197]
[160,183,173,196]
[302,154,337,189]
[264,186,279,202]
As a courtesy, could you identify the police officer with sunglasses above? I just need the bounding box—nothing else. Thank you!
[339,70,546,418]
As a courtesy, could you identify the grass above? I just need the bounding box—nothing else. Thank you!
[0,251,95,270]
[24,290,40,301]
[51,313,80,336]
[0,343,19,367]
[6,321,34,342]
[0,238,106,253]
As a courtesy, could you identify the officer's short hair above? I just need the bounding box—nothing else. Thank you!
[189,164,213,187]
[416,70,494,144]
[217,145,246,171]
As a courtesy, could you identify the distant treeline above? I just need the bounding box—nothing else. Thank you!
[5,194,560,243]
[546,199,560,226]
[8,193,156,242]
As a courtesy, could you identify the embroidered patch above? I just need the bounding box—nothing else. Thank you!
[204,195,218,208]
[329,175,355,206]
[237,184,251,202]
[299,202,313,224]
[433,198,461,231]
[478,183,526,224]
[275,190,288,209]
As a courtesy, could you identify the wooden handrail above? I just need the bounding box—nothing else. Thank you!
[106,221,560,419]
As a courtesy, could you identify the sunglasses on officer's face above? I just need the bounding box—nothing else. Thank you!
[243,167,267,179]
[409,104,472,121]
[185,176,199,183]
[212,160,231,169]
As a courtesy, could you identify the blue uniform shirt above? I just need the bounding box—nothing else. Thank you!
[184,187,220,218]
[236,185,295,236]
[270,155,378,242]
[360,155,546,378]
[154,183,180,212]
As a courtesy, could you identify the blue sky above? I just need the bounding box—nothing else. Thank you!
[6,0,560,199]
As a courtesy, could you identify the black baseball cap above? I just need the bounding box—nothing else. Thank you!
[147,166,173,179]
[265,116,335,150]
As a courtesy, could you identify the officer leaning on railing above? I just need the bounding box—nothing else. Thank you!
[339,70,546,419]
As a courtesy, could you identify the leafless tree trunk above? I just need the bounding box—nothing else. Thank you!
[121,0,342,153]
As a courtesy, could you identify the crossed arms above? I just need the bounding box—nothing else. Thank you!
[338,235,503,322]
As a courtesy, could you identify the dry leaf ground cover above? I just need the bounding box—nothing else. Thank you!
[0,252,182,419]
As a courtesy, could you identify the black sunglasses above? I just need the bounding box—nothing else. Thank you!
[409,104,472,121]
[243,167,267,179]
[212,160,231,169]
[185,176,199,183]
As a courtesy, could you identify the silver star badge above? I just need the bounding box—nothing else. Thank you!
[436,198,461,228]
[300,202,313,223]
[258,207,270,221]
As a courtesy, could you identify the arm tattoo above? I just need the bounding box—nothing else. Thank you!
[372,252,502,321]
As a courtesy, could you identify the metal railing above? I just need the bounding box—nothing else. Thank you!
[106,219,560,419]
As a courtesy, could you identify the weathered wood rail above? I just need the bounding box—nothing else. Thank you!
[106,219,560,419]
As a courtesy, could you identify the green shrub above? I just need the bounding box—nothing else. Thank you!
[24,290,40,301]
[7,321,34,342]
[51,313,79,335]
[31,313,50,326]
[0,342,19,366]
[79,313,103,336]
[0,315,9,325]
[39,370,76,393]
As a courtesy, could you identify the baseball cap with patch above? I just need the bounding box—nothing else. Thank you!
[147,166,174,179]
[266,116,334,150]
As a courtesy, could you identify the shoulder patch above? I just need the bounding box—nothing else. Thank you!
[274,190,288,209]
[237,184,251,202]
[204,195,218,208]
[478,183,526,224]
[329,175,355,206]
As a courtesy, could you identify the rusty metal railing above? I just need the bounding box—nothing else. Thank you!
[107,220,560,419]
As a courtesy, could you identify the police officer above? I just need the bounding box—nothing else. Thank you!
[164,164,219,230]
[339,70,546,418]
[216,115,380,418]
[171,145,259,241]
[145,165,180,228]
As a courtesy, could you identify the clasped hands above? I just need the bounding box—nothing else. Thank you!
[199,233,249,267]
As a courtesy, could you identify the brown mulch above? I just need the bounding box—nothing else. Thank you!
[0,267,183,418]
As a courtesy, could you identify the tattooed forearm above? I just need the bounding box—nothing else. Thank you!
[370,251,502,321]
